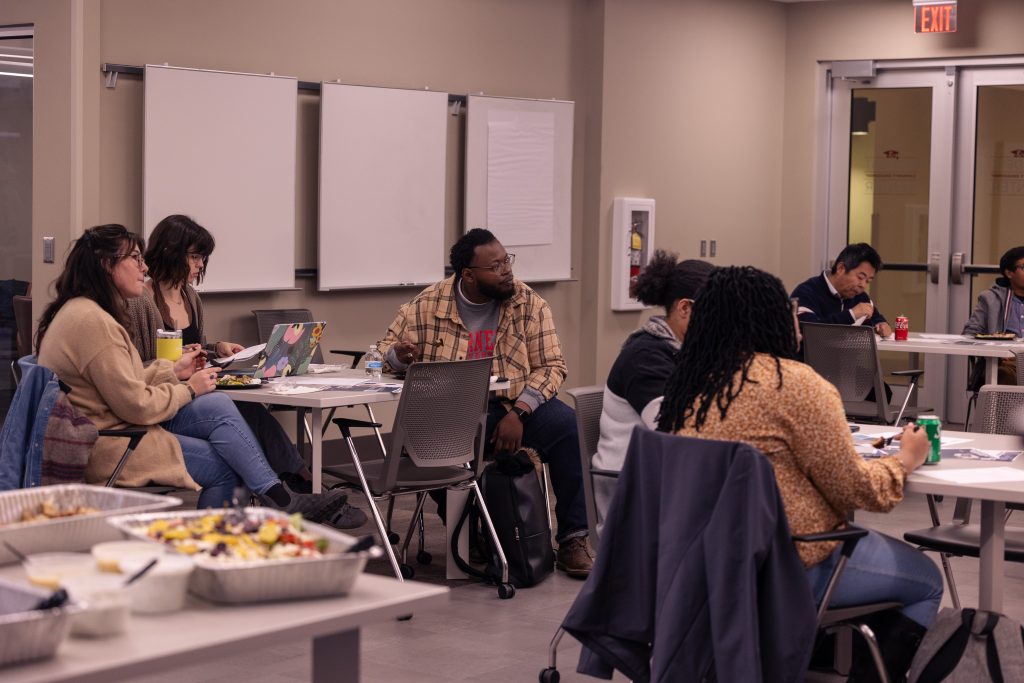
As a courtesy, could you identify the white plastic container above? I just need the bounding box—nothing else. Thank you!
[21,552,95,591]
[61,573,131,638]
[91,540,164,573]
[121,554,194,614]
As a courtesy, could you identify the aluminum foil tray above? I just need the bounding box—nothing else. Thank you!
[106,507,382,604]
[0,484,182,565]
[0,577,78,668]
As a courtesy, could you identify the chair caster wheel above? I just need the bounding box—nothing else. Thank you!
[387,531,399,544]
[497,582,515,599]
[539,667,560,682]
[399,564,415,579]
[416,550,432,565]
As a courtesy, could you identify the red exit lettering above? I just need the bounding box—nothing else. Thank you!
[915,3,957,34]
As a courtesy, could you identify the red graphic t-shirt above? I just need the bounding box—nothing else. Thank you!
[466,328,496,360]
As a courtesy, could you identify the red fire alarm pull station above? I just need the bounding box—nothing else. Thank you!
[914,0,957,34]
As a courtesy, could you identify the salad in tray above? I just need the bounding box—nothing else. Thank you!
[144,511,328,561]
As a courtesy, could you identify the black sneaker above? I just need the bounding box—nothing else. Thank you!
[260,481,349,524]
[279,472,313,494]
[324,503,368,530]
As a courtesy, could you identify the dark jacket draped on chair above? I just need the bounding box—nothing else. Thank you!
[561,428,817,682]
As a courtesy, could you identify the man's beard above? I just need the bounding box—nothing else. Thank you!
[477,279,514,301]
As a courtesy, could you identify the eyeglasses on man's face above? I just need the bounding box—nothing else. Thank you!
[468,253,515,274]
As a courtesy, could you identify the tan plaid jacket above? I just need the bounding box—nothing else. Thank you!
[380,276,567,402]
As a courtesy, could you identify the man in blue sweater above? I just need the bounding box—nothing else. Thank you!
[790,242,893,338]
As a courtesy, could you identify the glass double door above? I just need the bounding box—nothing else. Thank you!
[825,59,1024,425]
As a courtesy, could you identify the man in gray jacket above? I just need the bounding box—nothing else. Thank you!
[963,245,1024,384]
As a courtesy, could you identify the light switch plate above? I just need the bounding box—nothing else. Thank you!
[43,236,55,263]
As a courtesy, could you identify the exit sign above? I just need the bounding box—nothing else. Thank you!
[914,0,957,34]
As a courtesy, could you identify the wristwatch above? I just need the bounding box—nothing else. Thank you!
[511,406,530,423]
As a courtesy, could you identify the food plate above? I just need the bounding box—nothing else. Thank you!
[215,376,264,390]
[0,485,182,566]
[105,508,382,604]
[973,332,1018,341]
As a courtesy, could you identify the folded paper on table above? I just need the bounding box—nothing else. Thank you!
[266,385,324,395]
[916,466,1024,484]
[941,449,1021,462]
[210,343,266,370]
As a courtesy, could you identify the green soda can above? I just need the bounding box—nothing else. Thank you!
[917,415,942,465]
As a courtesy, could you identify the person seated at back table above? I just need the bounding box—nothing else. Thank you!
[658,265,940,681]
[592,251,714,528]
[124,215,366,529]
[379,228,593,578]
[962,245,1024,384]
[35,224,349,520]
[791,242,893,338]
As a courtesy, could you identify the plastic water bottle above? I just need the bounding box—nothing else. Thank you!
[365,344,383,380]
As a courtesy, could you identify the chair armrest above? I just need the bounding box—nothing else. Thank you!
[332,416,383,438]
[794,525,869,558]
[329,349,366,369]
[591,468,621,479]
[891,369,925,379]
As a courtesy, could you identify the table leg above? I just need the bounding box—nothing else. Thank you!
[296,407,307,460]
[985,357,999,385]
[312,628,359,683]
[978,500,1005,612]
[311,409,323,493]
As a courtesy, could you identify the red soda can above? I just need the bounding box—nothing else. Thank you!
[895,315,909,341]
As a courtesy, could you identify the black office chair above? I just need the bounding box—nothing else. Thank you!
[542,429,895,683]
[801,322,928,425]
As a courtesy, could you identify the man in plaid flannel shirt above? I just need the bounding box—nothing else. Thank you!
[380,228,593,578]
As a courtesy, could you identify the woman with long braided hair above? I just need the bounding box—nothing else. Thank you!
[657,265,941,677]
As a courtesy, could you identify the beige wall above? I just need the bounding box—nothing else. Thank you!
[10,0,1024,396]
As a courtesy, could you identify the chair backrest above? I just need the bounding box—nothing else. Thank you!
[566,385,605,542]
[1016,351,1024,386]
[252,308,323,363]
[801,322,889,422]
[378,357,493,490]
[974,384,1024,435]
[13,295,32,358]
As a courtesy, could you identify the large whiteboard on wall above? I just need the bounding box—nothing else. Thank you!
[143,65,297,293]
[318,84,448,290]
[465,95,574,282]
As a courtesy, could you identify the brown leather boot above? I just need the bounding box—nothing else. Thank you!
[555,536,594,579]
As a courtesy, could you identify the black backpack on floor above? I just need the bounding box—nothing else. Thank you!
[451,450,554,588]
[908,608,1024,683]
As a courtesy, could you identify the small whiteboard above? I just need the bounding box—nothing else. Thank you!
[318,84,448,290]
[465,95,574,282]
[143,65,297,293]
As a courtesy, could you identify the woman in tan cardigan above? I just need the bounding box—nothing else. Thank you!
[124,214,324,503]
[36,224,347,519]
[657,266,941,677]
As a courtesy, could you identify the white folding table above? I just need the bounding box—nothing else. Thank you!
[876,332,1024,385]
[856,423,1024,612]
[0,568,447,683]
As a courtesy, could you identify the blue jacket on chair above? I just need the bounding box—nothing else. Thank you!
[0,356,63,489]
[561,428,817,683]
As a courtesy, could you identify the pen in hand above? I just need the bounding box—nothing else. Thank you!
[871,424,920,449]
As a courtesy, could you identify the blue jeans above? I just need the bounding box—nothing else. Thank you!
[486,397,588,544]
[162,392,279,509]
[234,402,307,475]
[805,529,943,628]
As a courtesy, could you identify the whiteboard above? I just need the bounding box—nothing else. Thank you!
[318,84,448,290]
[465,95,574,282]
[143,65,297,293]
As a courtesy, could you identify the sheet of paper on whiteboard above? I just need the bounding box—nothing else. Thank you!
[487,111,555,246]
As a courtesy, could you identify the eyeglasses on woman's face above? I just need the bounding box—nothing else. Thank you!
[186,252,208,264]
[118,250,145,267]
[468,253,516,274]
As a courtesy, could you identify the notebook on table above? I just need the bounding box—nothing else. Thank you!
[253,321,327,379]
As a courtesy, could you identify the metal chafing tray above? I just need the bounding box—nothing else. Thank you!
[0,484,182,565]
[106,507,382,604]
[0,577,78,668]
